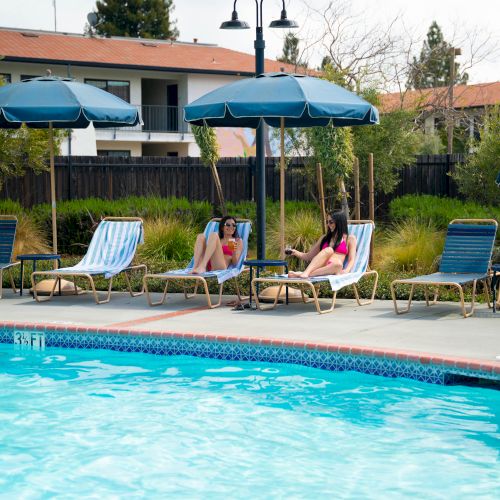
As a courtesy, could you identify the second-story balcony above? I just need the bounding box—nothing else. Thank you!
[114,104,190,134]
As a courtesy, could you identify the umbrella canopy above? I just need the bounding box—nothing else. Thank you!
[184,72,379,128]
[184,72,379,258]
[0,76,141,128]
[0,75,141,254]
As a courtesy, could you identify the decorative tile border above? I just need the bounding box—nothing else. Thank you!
[1,322,499,385]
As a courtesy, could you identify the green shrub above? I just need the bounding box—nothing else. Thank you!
[138,218,197,262]
[0,199,25,215]
[29,196,213,255]
[267,209,322,262]
[453,106,500,206]
[389,195,500,230]
[374,219,445,273]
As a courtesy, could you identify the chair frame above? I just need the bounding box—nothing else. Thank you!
[390,219,498,318]
[143,218,251,309]
[31,217,147,304]
[251,220,379,314]
[0,215,20,299]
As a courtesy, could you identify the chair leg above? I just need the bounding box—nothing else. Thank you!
[8,268,17,294]
[124,265,147,297]
[454,281,477,318]
[184,281,200,299]
[391,281,415,314]
[233,278,248,303]
[353,270,378,306]
[200,278,223,309]
[88,275,113,305]
[144,276,170,307]
[252,280,282,311]
[31,272,60,302]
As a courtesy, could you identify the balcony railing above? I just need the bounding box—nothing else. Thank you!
[112,104,190,133]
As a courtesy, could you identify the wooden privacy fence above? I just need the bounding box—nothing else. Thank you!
[0,154,464,216]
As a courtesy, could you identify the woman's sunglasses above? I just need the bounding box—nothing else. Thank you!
[224,223,237,228]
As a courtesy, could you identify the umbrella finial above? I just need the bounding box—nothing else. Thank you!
[46,69,52,77]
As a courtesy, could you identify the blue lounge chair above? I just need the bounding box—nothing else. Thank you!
[251,221,378,314]
[31,217,146,304]
[0,215,19,299]
[391,219,498,318]
[144,219,252,309]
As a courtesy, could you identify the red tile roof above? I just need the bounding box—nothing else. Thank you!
[379,82,500,113]
[0,27,306,76]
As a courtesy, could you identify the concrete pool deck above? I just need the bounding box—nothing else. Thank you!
[1,291,499,372]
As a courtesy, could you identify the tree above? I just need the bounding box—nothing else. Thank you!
[407,21,468,89]
[278,33,300,66]
[192,125,225,215]
[87,0,179,40]
[0,127,61,189]
[277,33,308,70]
[300,1,404,91]
[0,75,61,189]
[283,66,354,213]
[453,106,500,206]
[352,89,423,194]
[306,125,354,215]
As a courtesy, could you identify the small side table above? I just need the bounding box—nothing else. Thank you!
[244,259,289,308]
[491,264,500,313]
[17,254,62,297]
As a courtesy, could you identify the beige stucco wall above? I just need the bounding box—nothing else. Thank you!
[1,60,242,157]
[95,140,142,156]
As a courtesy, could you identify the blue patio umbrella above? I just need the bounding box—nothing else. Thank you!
[0,75,141,253]
[184,72,379,256]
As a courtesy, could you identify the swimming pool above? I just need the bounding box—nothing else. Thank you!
[1,344,499,498]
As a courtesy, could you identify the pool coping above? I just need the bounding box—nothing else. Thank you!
[1,320,498,384]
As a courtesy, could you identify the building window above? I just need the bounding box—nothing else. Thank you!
[85,79,130,102]
[21,74,40,81]
[97,150,131,158]
[0,73,11,84]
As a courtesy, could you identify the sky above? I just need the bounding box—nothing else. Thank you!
[0,0,498,85]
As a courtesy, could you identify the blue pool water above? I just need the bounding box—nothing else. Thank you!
[0,344,499,498]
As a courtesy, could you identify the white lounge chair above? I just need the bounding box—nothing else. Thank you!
[31,217,146,304]
[251,221,378,314]
[144,219,252,309]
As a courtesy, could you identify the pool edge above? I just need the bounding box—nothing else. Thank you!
[1,320,498,385]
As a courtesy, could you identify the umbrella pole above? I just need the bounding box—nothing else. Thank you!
[49,122,58,256]
[280,117,285,259]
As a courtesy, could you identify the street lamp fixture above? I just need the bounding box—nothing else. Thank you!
[220,0,298,259]
[219,5,250,30]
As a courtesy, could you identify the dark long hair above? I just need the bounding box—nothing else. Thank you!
[320,210,348,250]
[218,215,239,239]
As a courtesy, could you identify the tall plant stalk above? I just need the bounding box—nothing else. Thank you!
[192,125,226,215]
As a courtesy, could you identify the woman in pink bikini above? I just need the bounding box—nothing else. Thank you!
[288,210,356,278]
[191,216,243,274]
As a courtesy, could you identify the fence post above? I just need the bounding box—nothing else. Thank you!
[316,163,327,233]
[107,165,113,200]
[354,157,360,220]
[248,156,255,201]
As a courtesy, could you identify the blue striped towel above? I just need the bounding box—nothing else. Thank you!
[166,220,252,284]
[55,220,144,279]
[277,223,374,291]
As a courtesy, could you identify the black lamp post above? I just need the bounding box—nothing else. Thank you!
[221,1,298,259]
